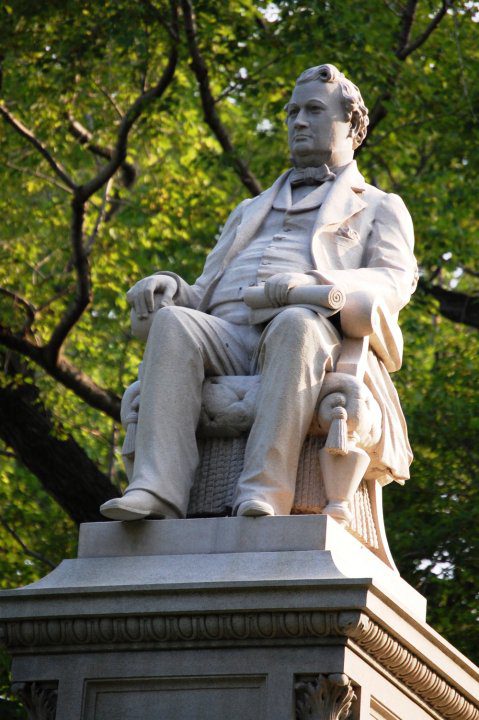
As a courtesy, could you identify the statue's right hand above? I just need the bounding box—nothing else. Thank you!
[126,274,177,320]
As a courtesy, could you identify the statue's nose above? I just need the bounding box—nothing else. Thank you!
[293,110,308,128]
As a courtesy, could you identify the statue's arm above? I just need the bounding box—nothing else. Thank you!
[129,199,250,340]
[308,193,418,315]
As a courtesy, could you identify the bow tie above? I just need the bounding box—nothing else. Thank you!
[290,165,336,187]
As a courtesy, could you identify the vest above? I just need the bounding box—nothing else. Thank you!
[209,181,332,324]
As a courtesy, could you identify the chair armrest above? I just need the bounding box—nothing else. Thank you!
[340,291,403,372]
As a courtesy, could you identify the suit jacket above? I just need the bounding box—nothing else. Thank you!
[171,161,416,316]
[161,161,418,485]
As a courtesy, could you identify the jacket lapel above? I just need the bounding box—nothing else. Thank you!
[220,162,366,270]
[220,170,291,269]
[312,161,367,235]
[198,162,368,311]
[197,171,290,312]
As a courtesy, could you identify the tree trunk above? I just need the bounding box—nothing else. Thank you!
[0,382,120,524]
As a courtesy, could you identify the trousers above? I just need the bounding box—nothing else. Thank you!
[127,305,341,516]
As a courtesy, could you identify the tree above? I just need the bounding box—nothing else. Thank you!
[1,0,478,705]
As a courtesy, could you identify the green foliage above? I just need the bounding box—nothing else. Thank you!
[387,295,479,659]
[0,453,75,711]
[0,0,478,703]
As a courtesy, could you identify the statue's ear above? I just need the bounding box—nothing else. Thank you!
[349,110,361,143]
[349,109,366,150]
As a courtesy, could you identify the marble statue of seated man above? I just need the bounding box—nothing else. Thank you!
[100,63,417,522]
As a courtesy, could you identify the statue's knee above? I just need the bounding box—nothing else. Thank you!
[152,305,186,326]
[149,305,194,342]
[268,307,317,344]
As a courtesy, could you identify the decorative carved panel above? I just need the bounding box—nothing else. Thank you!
[296,673,356,720]
[12,682,57,720]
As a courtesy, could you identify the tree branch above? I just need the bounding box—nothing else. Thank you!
[52,355,121,421]
[91,79,124,118]
[66,114,137,188]
[0,8,178,411]
[85,177,113,253]
[0,517,56,570]
[451,4,477,123]
[79,29,178,201]
[1,159,73,194]
[396,0,418,56]
[44,195,90,361]
[44,34,177,360]
[181,0,262,197]
[0,105,77,191]
[214,56,279,104]
[381,0,403,17]
[398,0,452,60]
[460,265,479,279]
[0,330,42,360]
[139,0,180,41]
[359,91,391,147]
[419,278,479,329]
[365,108,458,149]
[360,0,452,149]
[0,287,36,328]
[36,284,76,313]
[0,330,121,420]
[42,7,178,360]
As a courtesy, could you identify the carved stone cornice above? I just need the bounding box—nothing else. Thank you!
[2,609,478,720]
[0,610,353,652]
[347,615,479,720]
[296,673,356,720]
[12,682,57,720]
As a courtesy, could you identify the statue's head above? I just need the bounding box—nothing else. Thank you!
[286,64,369,168]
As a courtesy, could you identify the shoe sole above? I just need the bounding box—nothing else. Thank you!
[100,501,156,521]
[237,501,274,517]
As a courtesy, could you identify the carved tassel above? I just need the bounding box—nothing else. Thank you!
[121,414,137,458]
[325,406,348,456]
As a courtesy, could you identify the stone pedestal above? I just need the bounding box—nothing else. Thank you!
[1,516,478,719]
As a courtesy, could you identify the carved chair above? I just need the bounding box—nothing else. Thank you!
[122,292,402,570]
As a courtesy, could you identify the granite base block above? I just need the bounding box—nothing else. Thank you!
[1,516,478,720]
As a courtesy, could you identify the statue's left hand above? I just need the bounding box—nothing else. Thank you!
[263,273,317,308]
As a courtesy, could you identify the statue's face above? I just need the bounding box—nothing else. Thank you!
[286,80,352,166]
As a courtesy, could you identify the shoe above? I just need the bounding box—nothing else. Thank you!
[236,499,275,517]
[323,500,352,526]
[100,490,180,521]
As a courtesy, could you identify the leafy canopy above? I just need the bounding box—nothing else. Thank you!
[0,5,478,705]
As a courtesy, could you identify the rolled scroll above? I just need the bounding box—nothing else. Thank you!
[243,284,345,312]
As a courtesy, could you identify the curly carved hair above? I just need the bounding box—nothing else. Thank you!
[295,64,369,150]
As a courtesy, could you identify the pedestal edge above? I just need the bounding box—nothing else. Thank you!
[1,608,478,720]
